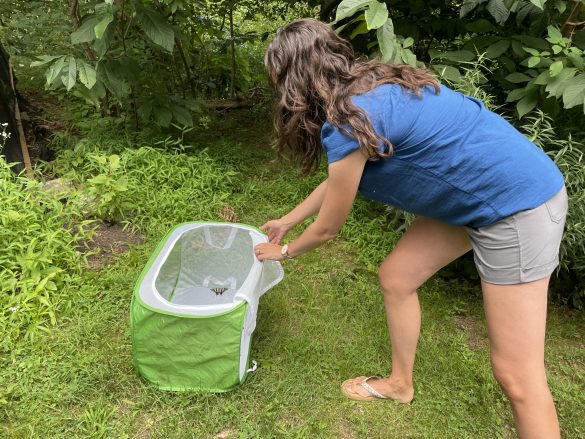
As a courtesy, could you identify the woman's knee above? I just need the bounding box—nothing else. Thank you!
[378,264,418,299]
[491,359,549,404]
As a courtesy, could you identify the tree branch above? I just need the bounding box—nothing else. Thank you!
[561,0,583,40]
[69,0,96,60]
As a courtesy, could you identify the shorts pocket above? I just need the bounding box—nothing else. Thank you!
[544,187,568,224]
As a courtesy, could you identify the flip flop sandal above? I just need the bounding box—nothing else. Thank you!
[341,376,392,402]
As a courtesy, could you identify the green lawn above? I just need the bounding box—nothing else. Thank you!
[2,111,584,438]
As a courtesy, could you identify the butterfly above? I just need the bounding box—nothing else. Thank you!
[211,287,228,295]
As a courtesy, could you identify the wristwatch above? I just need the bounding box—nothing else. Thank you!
[280,244,294,259]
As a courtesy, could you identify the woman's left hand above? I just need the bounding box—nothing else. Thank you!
[254,243,284,261]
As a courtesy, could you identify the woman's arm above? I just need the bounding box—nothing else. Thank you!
[261,179,328,243]
[255,149,367,260]
[281,179,328,225]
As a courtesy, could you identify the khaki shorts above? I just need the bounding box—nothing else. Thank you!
[464,186,568,285]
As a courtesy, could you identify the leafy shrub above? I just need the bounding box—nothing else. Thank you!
[520,111,585,306]
[0,160,91,350]
[48,142,238,236]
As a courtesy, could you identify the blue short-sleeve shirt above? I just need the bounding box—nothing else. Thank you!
[321,83,564,228]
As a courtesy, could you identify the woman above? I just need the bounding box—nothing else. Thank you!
[254,18,566,438]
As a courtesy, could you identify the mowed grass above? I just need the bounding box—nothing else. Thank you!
[2,111,584,438]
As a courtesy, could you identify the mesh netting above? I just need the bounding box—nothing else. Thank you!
[154,224,282,307]
[155,225,253,305]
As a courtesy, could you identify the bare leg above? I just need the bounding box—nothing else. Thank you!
[482,277,560,438]
[343,217,471,402]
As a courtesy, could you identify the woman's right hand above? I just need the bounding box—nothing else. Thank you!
[260,218,294,244]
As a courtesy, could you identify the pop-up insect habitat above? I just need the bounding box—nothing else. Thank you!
[131,222,284,392]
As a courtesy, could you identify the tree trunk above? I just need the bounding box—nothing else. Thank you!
[0,43,25,173]
[229,4,236,99]
[69,0,96,61]
[561,1,583,39]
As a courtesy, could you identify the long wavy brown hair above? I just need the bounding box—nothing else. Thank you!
[264,18,440,175]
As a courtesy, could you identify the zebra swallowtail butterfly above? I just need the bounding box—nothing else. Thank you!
[211,287,228,295]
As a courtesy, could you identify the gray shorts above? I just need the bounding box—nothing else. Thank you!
[464,186,568,285]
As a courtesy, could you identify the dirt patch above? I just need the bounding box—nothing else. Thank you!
[18,88,79,165]
[453,314,488,351]
[336,419,359,439]
[85,222,143,270]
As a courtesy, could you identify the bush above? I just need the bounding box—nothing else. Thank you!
[520,111,585,306]
[48,140,239,236]
[0,160,91,350]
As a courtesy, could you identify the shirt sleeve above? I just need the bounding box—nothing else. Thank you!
[320,121,360,164]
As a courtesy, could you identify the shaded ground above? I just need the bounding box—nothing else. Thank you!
[86,222,143,270]
[2,106,583,438]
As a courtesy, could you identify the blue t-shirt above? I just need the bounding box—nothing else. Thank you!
[321,83,564,228]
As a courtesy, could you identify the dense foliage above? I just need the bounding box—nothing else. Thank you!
[1,1,310,128]
[330,0,585,305]
[0,0,584,324]
[331,0,585,119]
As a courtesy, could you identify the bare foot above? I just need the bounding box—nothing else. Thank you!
[341,376,414,403]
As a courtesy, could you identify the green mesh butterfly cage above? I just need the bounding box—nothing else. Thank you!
[130,222,284,392]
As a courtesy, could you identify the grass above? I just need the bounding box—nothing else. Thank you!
[1,110,584,438]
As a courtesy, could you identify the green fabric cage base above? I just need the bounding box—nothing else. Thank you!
[130,222,283,392]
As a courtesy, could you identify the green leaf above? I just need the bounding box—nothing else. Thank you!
[30,55,62,68]
[545,67,576,97]
[485,40,510,58]
[154,106,172,127]
[549,60,564,77]
[529,0,546,9]
[534,70,550,85]
[505,72,532,83]
[403,37,414,49]
[71,15,101,44]
[98,62,128,101]
[60,57,76,91]
[523,47,540,56]
[527,56,541,67]
[515,35,549,51]
[466,19,497,33]
[365,1,388,30]
[547,25,563,41]
[486,0,510,24]
[463,36,501,52]
[460,0,488,18]
[135,4,175,52]
[108,154,120,171]
[45,56,67,86]
[77,61,97,89]
[554,1,567,13]
[567,53,585,68]
[171,105,193,127]
[137,101,153,121]
[350,20,369,39]
[334,0,371,22]
[93,19,116,58]
[516,2,538,25]
[552,45,562,54]
[431,50,475,62]
[400,48,417,67]
[433,65,461,82]
[376,19,396,62]
[94,13,114,40]
[517,87,538,118]
[562,74,585,109]
[506,88,527,102]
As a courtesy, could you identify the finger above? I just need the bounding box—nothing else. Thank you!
[260,223,268,231]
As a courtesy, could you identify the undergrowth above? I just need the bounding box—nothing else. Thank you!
[1,111,583,438]
[0,161,91,351]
